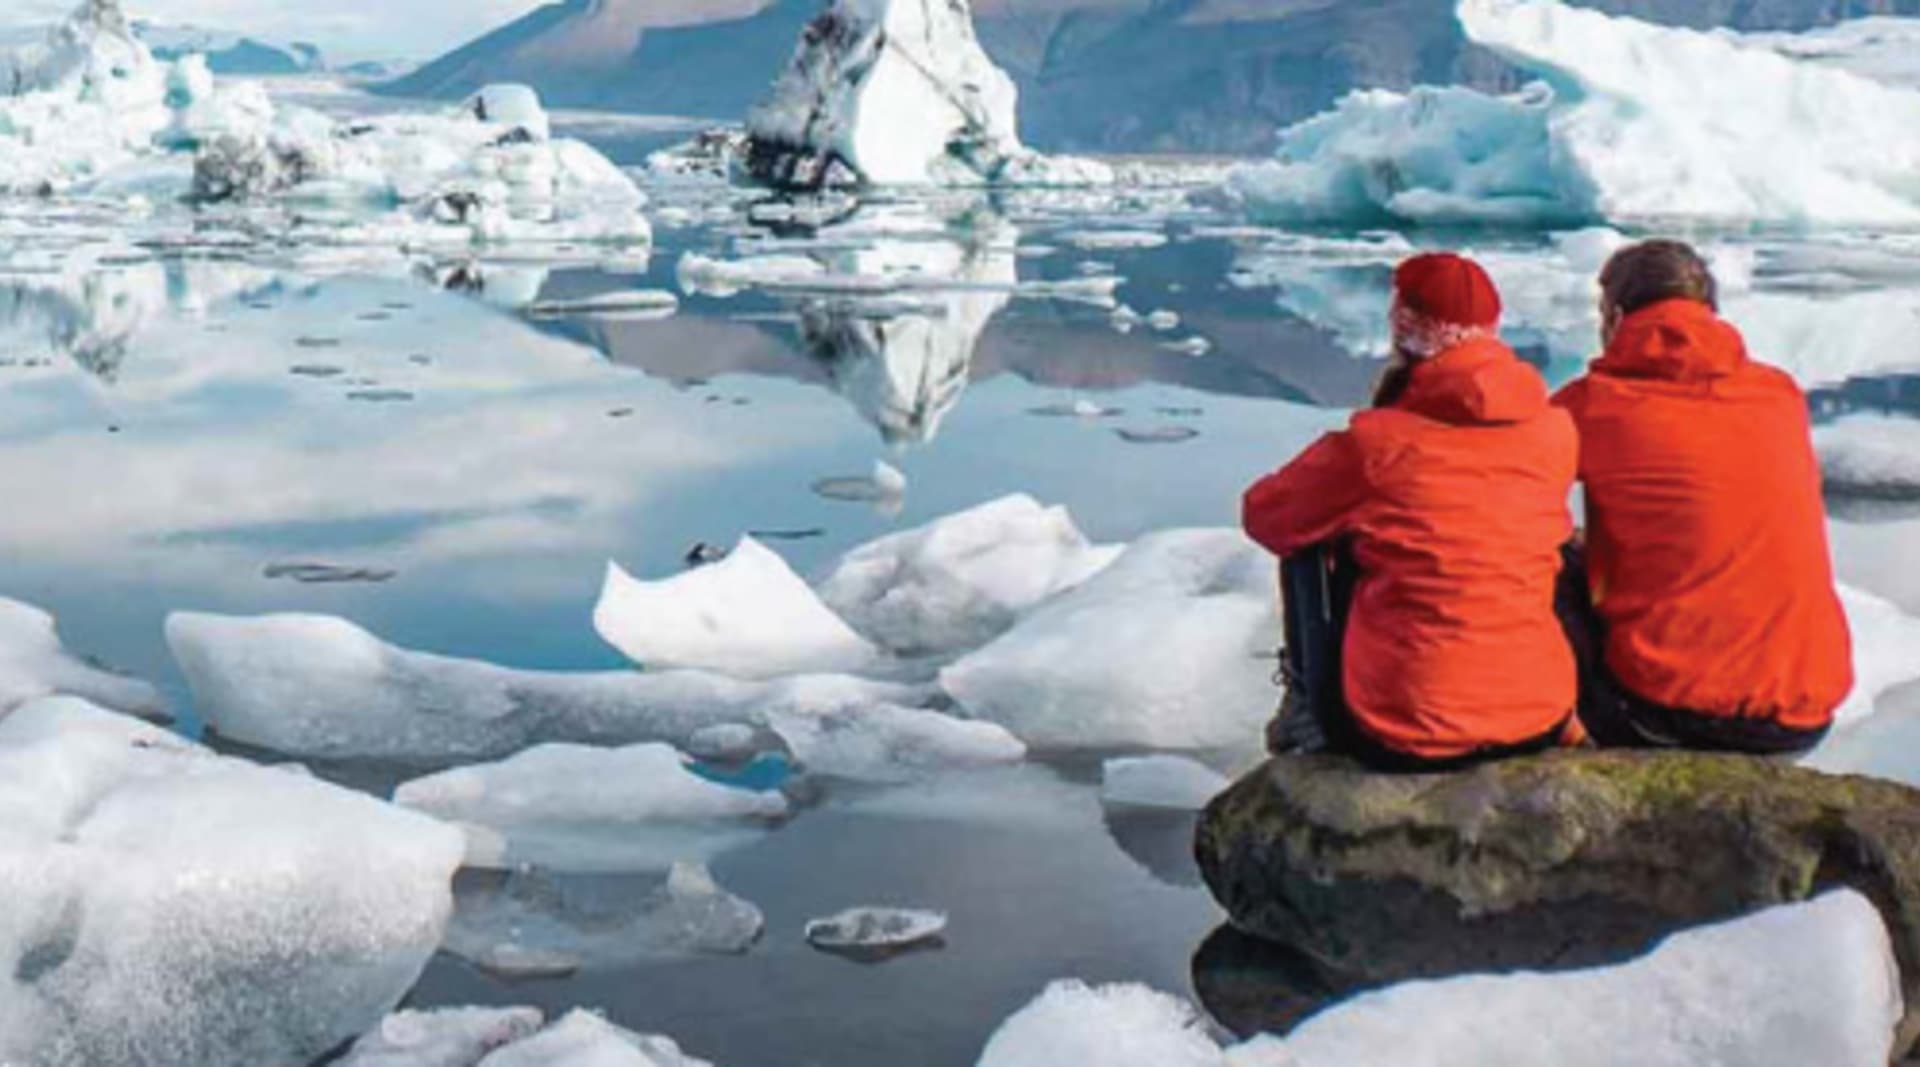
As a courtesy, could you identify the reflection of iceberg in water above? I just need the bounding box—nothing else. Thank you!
[0,259,276,382]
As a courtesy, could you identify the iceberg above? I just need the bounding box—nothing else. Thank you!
[0,0,172,193]
[761,700,1025,783]
[594,537,882,680]
[804,907,948,957]
[393,742,788,872]
[742,0,1110,188]
[1735,18,1920,92]
[1818,415,1920,500]
[940,530,1278,752]
[444,863,765,976]
[0,696,465,1067]
[166,610,929,763]
[814,494,1121,658]
[344,1008,711,1067]
[1232,0,1920,227]
[981,893,1899,1067]
[0,596,165,719]
[1100,756,1231,812]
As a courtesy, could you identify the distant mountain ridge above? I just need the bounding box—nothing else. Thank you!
[377,0,1920,153]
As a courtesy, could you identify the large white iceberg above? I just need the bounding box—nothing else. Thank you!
[343,1007,710,1067]
[1232,0,1920,227]
[0,596,165,718]
[166,610,927,763]
[394,742,789,872]
[594,537,882,680]
[981,892,1900,1067]
[940,529,1278,752]
[0,696,466,1067]
[815,494,1121,657]
[742,0,1110,187]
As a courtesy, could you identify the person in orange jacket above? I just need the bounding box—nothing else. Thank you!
[1555,240,1852,753]
[1243,253,1579,771]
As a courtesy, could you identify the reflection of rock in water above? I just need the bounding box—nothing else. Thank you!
[1102,807,1204,889]
[1191,924,1362,1039]
[797,226,1015,446]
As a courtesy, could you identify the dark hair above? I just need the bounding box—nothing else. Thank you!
[1599,239,1718,315]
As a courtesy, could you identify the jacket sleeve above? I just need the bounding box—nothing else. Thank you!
[1242,430,1371,558]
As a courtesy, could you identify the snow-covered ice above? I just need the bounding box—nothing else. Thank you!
[761,701,1026,783]
[595,537,882,680]
[0,695,465,1067]
[1737,18,1920,91]
[394,742,788,872]
[444,862,765,976]
[815,494,1121,658]
[0,596,165,719]
[1801,586,1920,785]
[743,0,1109,188]
[1100,756,1231,811]
[1232,0,1920,227]
[941,530,1278,752]
[1818,416,1920,499]
[346,1008,710,1067]
[804,907,948,955]
[167,610,928,763]
[977,979,1222,1067]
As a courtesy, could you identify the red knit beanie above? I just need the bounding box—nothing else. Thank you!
[1391,253,1502,358]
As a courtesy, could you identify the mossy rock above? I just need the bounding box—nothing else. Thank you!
[1195,750,1920,1054]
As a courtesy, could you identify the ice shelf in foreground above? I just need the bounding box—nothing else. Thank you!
[342,1007,711,1067]
[596,537,882,680]
[0,596,165,719]
[941,529,1278,752]
[742,0,1111,188]
[978,892,1899,1067]
[394,742,788,871]
[815,494,1122,658]
[0,696,465,1067]
[165,610,929,763]
[1231,0,1920,227]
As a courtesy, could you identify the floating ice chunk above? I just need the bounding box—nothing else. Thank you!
[1800,587,1920,784]
[339,1006,546,1067]
[676,252,825,297]
[1145,309,1182,331]
[764,701,1025,783]
[742,0,1102,188]
[595,537,882,680]
[805,907,948,958]
[462,84,550,142]
[445,862,765,977]
[1060,230,1169,252]
[476,1010,711,1067]
[526,290,679,321]
[1818,416,1920,500]
[941,530,1277,752]
[394,743,787,871]
[1242,891,1899,1067]
[977,980,1222,1067]
[1234,0,1920,227]
[1162,337,1212,358]
[812,459,909,509]
[166,610,927,762]
[0,596,165,719]
[816,494,1122,658]
[0,695,465,1067]
[1100,756,1230,811]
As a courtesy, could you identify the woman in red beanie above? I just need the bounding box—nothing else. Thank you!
[1243,253,1579,770]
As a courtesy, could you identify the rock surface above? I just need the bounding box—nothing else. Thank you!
[1195,750,1920,1054]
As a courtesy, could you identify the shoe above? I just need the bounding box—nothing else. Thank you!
[1265,655,1328,756]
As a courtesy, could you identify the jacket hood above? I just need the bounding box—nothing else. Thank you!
[1395,336,1550,426]
[1592,299,1749,383]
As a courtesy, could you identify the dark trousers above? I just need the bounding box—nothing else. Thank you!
[1556,547,1829,755]
[1273,544,1563,774]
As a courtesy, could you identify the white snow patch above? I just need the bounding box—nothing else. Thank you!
[977,980,1222,1067]
[594,537,882,680]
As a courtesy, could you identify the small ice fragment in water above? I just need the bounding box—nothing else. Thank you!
[525,290,679,321]
[295,336,342,348]
[1029,399,1121,418]
[749,528,826,542]
[1060,230,1169,251]
[1145,309,1181,331]
[347,389,416,403]
[1101,755,1230,811]
[805,907,948,960]
[812,460,909,505]
[1162,336,1212,357]
[290,364,344,378]
[1110,305,1142,333]
[1117,427,1200,444]
[263,562,398,584]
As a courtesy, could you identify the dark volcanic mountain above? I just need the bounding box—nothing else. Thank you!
[379,0,1920,153]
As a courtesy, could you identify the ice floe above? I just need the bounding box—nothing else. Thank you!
[983,892,1898,1067]
[394,742,788,872]
[1818,415,1920,500]
[1232,0,1920,227]
[815,494,1121,658]
[941,530,1278,752]
[762,700,1025,783]
[804,906,948,958]
[595,537,882,680]
[166,610,928,763]
[0,695,465,1067]
[0,596,165,719]
[742,0,1109,188]
[345,1008,710,1067]
[1801,587,1920,782]
[443,862,765,977]
[1100,756,1231,812]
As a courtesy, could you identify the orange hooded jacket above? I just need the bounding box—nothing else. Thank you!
[1553,299,1853,730]
[1243,337,1578,760]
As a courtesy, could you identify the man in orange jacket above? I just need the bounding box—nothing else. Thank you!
[1243,253,1578,771]
[1555,240,1852,753]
